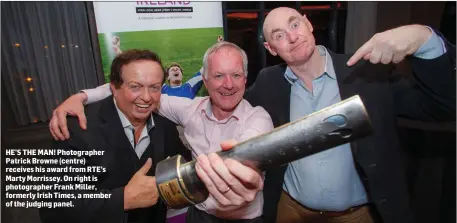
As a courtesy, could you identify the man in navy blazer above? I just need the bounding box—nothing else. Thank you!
[245,7,455,223]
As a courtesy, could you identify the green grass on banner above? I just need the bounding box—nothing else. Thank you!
[98,27,224,96]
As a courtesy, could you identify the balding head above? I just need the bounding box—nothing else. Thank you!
[263,7,303,42]
[262,7,316,66]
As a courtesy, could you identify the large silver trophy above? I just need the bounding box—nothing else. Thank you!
[155,95,372,209]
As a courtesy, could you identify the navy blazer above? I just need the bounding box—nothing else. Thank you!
[245,42,455,223]
[40,96,190,223]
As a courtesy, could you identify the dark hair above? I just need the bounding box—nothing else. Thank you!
[110,49,164,88]
[165,62,183,78]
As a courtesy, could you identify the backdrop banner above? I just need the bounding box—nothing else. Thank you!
[93,1,223,90]
[92,2,223,221]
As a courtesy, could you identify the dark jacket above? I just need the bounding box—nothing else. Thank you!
[40,96,190,223]
[245,45,455,223]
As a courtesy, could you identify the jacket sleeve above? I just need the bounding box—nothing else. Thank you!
[392,36,455,122]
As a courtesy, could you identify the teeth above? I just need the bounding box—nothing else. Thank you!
[221,92,235,96]
[136,104,150,108]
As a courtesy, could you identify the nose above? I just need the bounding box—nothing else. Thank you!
[287,30,298,44]
[223,75,234,89]
[140,87,152,102]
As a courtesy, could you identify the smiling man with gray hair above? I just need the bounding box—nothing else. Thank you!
[48,41,274,222]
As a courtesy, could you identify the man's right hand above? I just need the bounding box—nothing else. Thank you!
[49,92,88,141]
[123,158,159,211]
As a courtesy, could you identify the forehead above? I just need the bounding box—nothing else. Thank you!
[264,8,302,33]
[121,60,164,82]
[208,47,243,68]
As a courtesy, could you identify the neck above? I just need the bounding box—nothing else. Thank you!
[131,121,146,145]
[212,107,234,121]
[288,47,325,87]
[130,119,146,131]
[210,102,238,121]
[169,81,182,87]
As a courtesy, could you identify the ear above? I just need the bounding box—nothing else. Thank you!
[263,42,278,56]
[110,83,117,96]
[303,14,313,33]
[202,74,208,87]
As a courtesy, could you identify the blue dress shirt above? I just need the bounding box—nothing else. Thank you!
[283,29,446,211]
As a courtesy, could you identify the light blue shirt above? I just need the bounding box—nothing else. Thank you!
[283,29,446,211]
[113,99,154,159]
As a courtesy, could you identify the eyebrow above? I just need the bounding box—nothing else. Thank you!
[270,16,300,38]
[288,16,299,24]
[270,28,284,38]
[127,81,162,86]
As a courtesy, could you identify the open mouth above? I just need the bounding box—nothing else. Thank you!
[220,92,235,96]
[135,103,151,111]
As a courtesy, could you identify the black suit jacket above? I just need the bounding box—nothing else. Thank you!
[40,96,190,223]
[245,47,455,223]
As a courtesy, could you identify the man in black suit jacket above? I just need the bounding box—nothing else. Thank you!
[245,7,455,223]
[40,49,190,223]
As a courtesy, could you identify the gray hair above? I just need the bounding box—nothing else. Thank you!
[202,41,248,79]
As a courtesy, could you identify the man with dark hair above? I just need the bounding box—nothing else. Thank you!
[165,62,184,86]
[41,49,191,223]
[162,62,203,99]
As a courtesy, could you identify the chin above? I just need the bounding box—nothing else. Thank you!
[220,105,237,113]
[134,110,153,118]
[221,100,242,111]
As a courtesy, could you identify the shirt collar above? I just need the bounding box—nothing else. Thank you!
[199,97,242,123]
[113,98,155,132]
[284,45,336,84]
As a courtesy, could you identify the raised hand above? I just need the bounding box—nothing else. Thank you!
[49,92,88,140]
[347,24,432,66]
[123,158,159,210]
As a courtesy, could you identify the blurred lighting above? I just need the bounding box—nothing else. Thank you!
[26,77,32,82]
[44,45,48,49]
[15,43,20,47]
[61,45,65,48]
[29,87,35,92]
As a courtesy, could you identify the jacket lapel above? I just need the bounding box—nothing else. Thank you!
[328,50,360,155]
[141,114,164,176]
[275,64,292,125]
[98,96,139,173]
[328,50,357,100]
